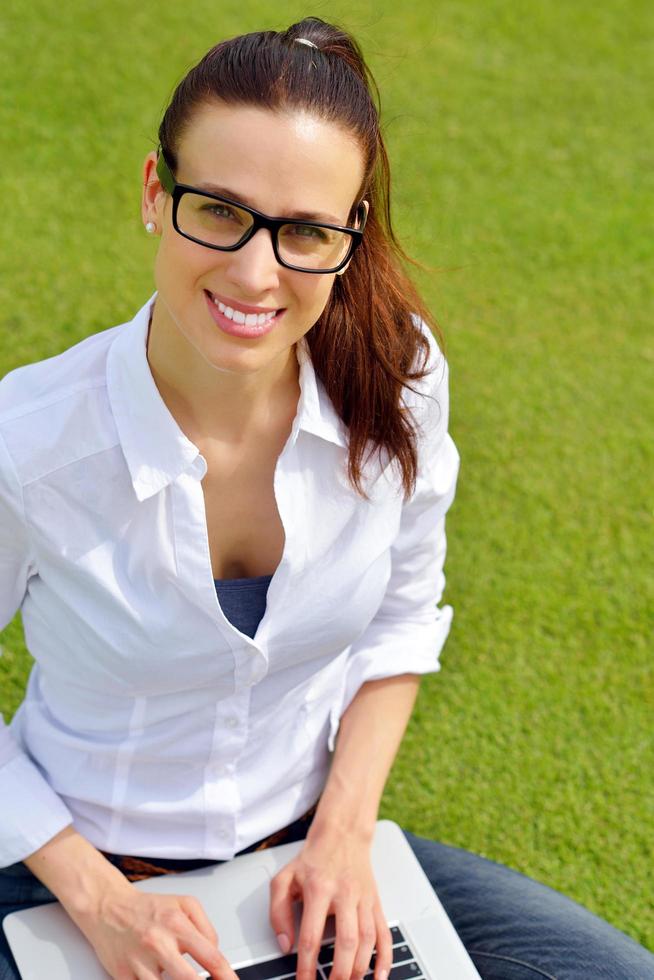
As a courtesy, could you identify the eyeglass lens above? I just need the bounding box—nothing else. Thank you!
[177,193,353,270]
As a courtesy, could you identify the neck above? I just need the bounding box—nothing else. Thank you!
[145,300,301,446]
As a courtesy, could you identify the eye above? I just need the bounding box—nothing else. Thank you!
[201,202,240,221]
[285,224,330,241]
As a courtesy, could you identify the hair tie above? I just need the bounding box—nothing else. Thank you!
[294,37,317,49]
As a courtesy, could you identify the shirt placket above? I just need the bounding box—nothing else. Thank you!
[203,685,251,854]
[171,433,306,855]
[253,421,308,652]
[171,456,268,681]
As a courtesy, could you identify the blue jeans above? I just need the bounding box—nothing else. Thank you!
[1,832,652,979]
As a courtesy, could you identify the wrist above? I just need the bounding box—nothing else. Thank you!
[23,827,133,924]
[307,813,376,849]
[309,775,379,845]
[65,864,134,927]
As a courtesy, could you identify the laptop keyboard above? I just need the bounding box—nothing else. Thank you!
[231,924,425,980]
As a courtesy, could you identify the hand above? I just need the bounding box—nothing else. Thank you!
[269,828,392,980]
[71,880,239,980]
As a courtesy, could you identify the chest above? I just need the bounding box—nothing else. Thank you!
[199,440,287,581]
[24,428,401,696]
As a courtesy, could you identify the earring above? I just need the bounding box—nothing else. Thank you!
[145,221,156,234]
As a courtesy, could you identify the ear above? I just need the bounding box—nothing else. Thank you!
[336,200,369,276]
[141,151,167,234]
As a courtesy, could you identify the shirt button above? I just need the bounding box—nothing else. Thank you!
[225,716,238,729]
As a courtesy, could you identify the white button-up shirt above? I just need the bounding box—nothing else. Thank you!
[0,293,460,867]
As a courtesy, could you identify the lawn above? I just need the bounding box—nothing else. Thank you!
[1,0,652,952]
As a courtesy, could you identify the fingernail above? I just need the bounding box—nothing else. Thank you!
[378,971,388,980]
[277,933,290,954]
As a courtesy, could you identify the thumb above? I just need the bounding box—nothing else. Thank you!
[269,868,297,954]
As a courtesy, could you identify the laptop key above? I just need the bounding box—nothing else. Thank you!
[318,942,335,965]
[323,960,372,978]
[388,961,422,980]
[370,943,414,970]
[235,952,298,980]
[326,953,420,979]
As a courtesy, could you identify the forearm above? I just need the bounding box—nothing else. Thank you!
[23,825,236,978]
[23,825,132,922]
[310,674,421,843]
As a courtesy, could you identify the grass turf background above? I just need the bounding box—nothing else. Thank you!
[1,0,652,951]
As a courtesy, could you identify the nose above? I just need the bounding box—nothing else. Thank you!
[223,227,281,296]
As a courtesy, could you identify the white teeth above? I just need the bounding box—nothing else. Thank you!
[211,294,278,325]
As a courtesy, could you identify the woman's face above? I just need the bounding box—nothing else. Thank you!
[142,101,366,381]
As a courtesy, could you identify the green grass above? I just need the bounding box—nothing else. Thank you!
[1,0,652,952]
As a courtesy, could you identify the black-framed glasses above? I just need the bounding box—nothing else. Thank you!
[155,151,368,274]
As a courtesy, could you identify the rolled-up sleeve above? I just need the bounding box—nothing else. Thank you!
[0,429,73,867]
[328,330,460,749]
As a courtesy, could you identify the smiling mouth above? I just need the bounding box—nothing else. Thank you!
[205,291,284,327]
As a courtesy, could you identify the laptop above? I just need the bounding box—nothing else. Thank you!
[3,820,481,979]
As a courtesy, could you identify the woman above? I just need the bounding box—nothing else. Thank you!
[0,17,652,980]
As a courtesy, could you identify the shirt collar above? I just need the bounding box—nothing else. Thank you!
[106,293,347,502]
[106,293,200,502]
[294,329,349,451]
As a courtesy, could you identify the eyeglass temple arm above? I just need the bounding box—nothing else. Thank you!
[155,150,175,193]
[355,200,369,232]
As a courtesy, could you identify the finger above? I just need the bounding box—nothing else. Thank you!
[176,923,238,980]
[351,904,376,980]
[179,894,219,946]
[372,902,393,980]
[269,868,297,954]
[136,966,167,980]
[139,931,201,980]
[295,886,332,980]
[330,894,359,980]
[157,944,206,980]
[135,967,164,980]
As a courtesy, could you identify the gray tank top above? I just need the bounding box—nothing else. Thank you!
[214,574,273,639]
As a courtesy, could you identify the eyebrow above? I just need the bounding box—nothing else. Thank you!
[192,181,344,225]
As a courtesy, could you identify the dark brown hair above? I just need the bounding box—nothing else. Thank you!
[158,16,443,499]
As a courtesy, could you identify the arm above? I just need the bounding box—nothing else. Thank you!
[0,430,236,980]
[0,428,75,866]
[312,673,421,841]
[23,828,238,980]
[329,338,459,741]
[270,674,421,980]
